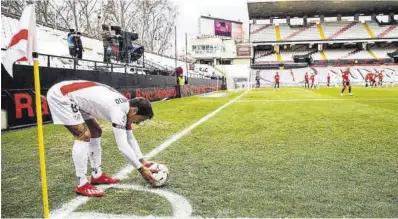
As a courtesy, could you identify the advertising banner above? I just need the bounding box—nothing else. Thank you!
[236,45,251,57]
[214,20,232,37]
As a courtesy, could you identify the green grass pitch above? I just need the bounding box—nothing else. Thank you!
[2,87,398,218]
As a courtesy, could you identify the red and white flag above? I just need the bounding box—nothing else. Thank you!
[2,4,37,77]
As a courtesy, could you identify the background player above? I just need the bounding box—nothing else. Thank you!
[341,68,352,96]
[313,72,320,90]
[47,80,157,197]
[378,70,384,87]
[304,72,309,88]
[327,73,331,87]
[365,72,373,88]
[274,72,280,90]
[310,72,315,89]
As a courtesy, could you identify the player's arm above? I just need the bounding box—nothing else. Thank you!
[111,108,155,184]
[126,126,153,168]
[112,126,155,185]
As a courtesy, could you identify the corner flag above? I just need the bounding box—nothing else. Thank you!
[2,4,37,77]
[2,4,50,218]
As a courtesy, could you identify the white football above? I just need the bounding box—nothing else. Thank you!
[149,163,169,187]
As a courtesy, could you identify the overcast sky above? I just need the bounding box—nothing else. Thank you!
[171,0,250,53]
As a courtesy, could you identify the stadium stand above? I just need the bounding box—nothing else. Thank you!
[371,44,398,59]
[253,66,398,87]
[279,23,319,41]
[250,24,277,42]
[248,0,398,84]
[250,21,398,43]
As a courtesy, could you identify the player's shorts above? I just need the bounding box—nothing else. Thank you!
[343,81,350,86]
[47,83,93,126]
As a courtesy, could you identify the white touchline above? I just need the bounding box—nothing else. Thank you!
[237,98,398,102]
[50,91,248,219]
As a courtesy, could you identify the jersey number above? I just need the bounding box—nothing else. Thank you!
[71,104,79,113]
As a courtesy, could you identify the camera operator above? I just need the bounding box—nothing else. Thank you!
[101,24,113,63]
[76,32,84,60]
[67,29,77,57]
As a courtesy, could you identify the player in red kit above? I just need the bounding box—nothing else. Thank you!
[378,70,384,87]
[365,73,373,88]
[341,67,352,96]
[304,72,309,88]
[274,72,280,90]
[310,73,315,89]
[327,73,331,87]
[370,73,376,87]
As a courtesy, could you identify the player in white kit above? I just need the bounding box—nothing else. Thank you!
[47,80,157,197]
[313,72,320,90]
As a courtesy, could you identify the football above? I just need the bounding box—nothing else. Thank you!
[149,163,169,187]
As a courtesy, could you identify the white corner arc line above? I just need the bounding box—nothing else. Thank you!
[65,184,192,218]
[50,91,247,219]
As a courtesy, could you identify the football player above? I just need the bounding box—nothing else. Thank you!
[47,80,157,197]
[341,67,352,96]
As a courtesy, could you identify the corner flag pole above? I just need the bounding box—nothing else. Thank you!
[33,51,50,219]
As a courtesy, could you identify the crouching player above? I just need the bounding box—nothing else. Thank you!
[47,80,157,197]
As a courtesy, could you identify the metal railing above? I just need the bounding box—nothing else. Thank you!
[1,48,147,74]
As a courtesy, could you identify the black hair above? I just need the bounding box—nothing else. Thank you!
[129,97,154,119]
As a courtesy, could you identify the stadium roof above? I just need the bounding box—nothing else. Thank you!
[200,16,243,24]
[247,0,398,19]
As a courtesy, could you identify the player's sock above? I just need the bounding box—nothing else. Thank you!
[89,138,102,179]
[73,140,89,187]
[341,88,345,93]
[349,86,352,93]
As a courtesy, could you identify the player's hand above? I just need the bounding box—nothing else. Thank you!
[142,160,160,173]
[138,166,156,185]
[141,160,153,168]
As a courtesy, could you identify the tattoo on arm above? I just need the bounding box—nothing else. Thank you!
[65,123,89,138]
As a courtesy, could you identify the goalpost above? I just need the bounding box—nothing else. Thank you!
[224,65,253,91]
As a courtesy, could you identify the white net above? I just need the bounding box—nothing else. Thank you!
[224,65,252,91]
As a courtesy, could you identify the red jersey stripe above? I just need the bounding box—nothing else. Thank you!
[60,81,98,95]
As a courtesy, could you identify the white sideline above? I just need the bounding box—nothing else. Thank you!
[237,98,398,103]
[50,91,248,219]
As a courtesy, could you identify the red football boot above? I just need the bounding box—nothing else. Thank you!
[75,182,104,197]
[90,173,120,185]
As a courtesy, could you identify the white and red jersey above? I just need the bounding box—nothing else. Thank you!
[50,80,129,126]
[65,80,129,124]
[47,80,144,169]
